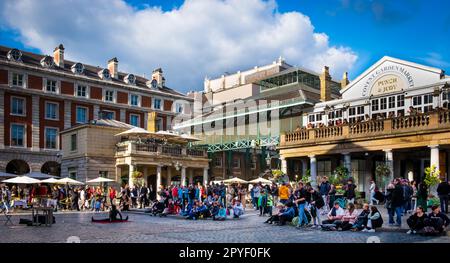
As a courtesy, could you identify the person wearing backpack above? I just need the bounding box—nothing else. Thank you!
[309,187,325,228]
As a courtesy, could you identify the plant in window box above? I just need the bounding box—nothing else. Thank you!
[375,163,391,190]
[424,165,441,197]
[329,166,348,187]
[131,171,144,187]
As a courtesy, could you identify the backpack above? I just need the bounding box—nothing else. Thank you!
[291,216,299,226]
[420,226,439,236]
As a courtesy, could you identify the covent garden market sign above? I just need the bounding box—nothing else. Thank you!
[361,65,415,97]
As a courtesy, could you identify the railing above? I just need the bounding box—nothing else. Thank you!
[187,148,206,157]
[350,119,384,134]
[315,126,343,138]
[391,114,429,130]
[136,143,157,152]
[162,145,182,156]
[282,110,450,145]
[116,145,127,153]
[115,141,206,158]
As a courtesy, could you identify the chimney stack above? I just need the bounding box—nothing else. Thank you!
[53,44,64,68]
[152,68,163,87]
[341,72,349,89]
[108,57,118,79]
[320,66,332,102]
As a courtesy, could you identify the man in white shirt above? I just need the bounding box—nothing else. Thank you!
[321,201,345,225]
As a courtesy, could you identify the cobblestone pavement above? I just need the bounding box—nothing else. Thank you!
[1,209,449,243]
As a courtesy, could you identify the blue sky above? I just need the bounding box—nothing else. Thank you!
[1,0,449,92]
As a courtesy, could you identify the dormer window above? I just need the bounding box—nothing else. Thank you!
[98,68,111,80]
[124,74,136,85]
[146,78,158,89]
[71,63,84,74]
[7,49,22,62]
[40,55,55,68]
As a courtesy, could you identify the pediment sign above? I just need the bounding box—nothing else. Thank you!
[362,65,414,97]
[340,57,443,101]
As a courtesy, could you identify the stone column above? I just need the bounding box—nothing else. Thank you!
[188,169,194,185]
[281,157,287,175]
[128,164,135,188]
[309,155,317,188]
[203,167,209,187]
[429,145,440,172]
[384,149,394,181]
[167,166,172,186]
[31,95,40,150]
[115,166,121,182]
[181,167,187,187]
[343,153,352,176]
[64,101,71,129]
[156,165,162,200]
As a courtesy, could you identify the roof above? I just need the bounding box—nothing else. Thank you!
[340,56,445,94]
[60,119,134,133]
[0,45,188,98]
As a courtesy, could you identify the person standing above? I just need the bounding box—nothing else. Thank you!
[278,183,289,205]
[369,180,379,205]
[391,178,404,227]
[344,179,357,204]
[270,183,279,205]
[253,184,261,210]
[417,182,428,213]
[319,177,331,211]
[437,180,450,214]
[109,186,116,207]
[295,182,309,228]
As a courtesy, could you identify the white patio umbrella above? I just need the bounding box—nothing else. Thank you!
[86,177,115,184]
[2,176,41,184]
[40,178,60,184]
[180,133,202,142]
[56,177,85,185]
[115,127,152,137]
[222,177,248,184]
[249,177,273,185]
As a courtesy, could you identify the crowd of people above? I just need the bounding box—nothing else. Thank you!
[2,175,449,236]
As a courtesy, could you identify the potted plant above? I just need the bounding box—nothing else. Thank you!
[132,170,144,187]
[375,163,391,191]
[424,165,441,197]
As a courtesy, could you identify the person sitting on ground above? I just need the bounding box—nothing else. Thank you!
[322,201,345,226]
[335,203,358,231]
[278,202,295,225]
[232,200,244,218]
[180,200,192,217]
[265,203,285,224]
[425,205,450,234]
[352,203,370,231]
[150,199,165,216]
[91,204,128,222]
[364,206,383,232]
[214,204,227,221]
[406,206,427,234]
[211,201,220,220]
[186,202,199,220]
[197,201,210,219]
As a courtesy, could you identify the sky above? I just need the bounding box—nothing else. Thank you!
[0,0,449,94]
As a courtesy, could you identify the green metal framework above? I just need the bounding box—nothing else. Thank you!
[201,135,279,153]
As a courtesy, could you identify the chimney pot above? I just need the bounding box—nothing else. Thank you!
[320,65,332,102]
[53,44,64,68]
[108,57,118,78]
[151,68,164,87]
[341,72,349,89]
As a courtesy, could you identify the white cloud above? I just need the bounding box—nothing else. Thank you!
[1,0,358,93]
